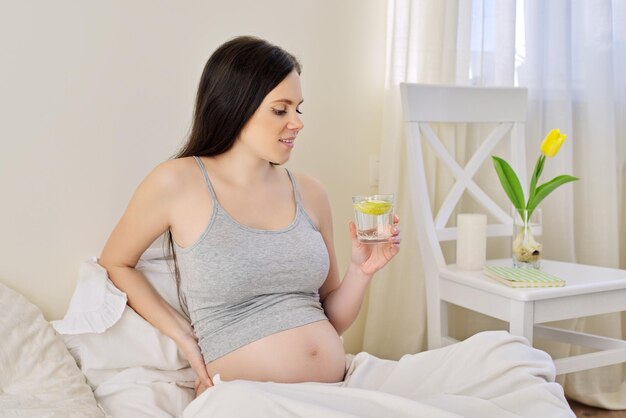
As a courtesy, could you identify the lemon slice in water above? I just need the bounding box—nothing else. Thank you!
[354,199,392,215]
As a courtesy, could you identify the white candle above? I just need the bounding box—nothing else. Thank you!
[456,214,487,270]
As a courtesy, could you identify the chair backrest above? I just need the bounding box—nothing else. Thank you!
[400,83,528,270]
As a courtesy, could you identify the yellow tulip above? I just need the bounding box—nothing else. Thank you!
[540,129,566,157]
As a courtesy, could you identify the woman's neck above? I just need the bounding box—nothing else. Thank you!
[208,150,277,188]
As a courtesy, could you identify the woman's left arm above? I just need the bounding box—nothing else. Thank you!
[320,217,400,335]
[299,174,400,335]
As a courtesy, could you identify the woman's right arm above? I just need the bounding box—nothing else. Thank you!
[98,161,212,388]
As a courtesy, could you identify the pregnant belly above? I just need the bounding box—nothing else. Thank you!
[205,320,346,383]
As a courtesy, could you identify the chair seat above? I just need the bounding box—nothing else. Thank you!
[440,259,626,327]
[442,259,626,302]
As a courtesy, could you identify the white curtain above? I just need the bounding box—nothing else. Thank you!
[362,0,626,408]
[519,0,626,408]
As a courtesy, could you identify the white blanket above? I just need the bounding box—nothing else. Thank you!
[46,253,574,417]
[183,332,574,418]
[0,282,104,418]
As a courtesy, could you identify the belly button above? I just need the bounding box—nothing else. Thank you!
[310,348,318,357]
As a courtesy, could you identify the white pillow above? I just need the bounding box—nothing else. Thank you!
[52,258,127,335]
[53,248,197,417]
[53,247,189,375]
[0,282,105,417]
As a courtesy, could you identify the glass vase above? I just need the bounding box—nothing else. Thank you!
[512,208,542,269]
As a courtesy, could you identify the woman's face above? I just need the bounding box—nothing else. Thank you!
[237,70,304,165]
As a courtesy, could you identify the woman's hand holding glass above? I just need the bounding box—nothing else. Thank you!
[348,214,400,277]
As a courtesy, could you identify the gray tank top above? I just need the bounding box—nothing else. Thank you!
[173,156,330,363]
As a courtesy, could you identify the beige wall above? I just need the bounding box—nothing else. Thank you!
[0,1,387,349]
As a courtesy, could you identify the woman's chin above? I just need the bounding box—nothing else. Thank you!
[269,155,291,165]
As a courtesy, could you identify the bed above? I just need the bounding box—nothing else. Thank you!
[0,249,575,417]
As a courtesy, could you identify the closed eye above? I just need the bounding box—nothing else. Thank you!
[272,107,303,116]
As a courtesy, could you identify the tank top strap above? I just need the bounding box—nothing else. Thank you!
[284,168,303,206]
[192,156,218,202]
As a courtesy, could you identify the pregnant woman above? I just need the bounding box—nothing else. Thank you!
[98,35,401,395]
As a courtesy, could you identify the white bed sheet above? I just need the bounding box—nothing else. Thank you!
[91,367,195,418]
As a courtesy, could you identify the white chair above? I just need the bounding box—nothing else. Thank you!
[400,83,626,375]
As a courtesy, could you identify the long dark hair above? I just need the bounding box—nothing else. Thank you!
[164,36,301,315]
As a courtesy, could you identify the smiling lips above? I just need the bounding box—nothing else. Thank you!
[279,137,295,148]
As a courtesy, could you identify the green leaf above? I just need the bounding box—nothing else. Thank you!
[527,175,580,216]
[491,156,526,212]
[527,155,545,208]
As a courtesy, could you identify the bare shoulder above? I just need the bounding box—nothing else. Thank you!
[291,172,332,230]
[99,157,200,268]
[292,172,329,202]
[143,157,197,192]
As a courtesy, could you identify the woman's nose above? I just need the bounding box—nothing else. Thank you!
[289,113,304,131]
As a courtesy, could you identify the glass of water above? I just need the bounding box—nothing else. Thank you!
[352,194,394,243]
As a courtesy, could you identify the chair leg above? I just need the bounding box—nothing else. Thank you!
[509,300,534,345]
[440,300,449,343]
[427,299,444,349]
